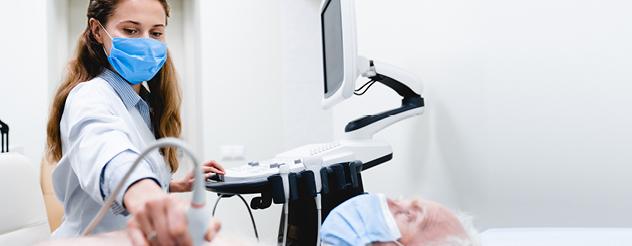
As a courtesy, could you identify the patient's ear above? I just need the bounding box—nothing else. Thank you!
[386,198,395,205]
[386,198,399,210]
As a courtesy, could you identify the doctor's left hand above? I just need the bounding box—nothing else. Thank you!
[170,160,225,193]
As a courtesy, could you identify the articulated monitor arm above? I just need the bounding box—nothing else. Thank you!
[344,57,425,140]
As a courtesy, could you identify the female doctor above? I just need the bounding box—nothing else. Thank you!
[45,0,223,245]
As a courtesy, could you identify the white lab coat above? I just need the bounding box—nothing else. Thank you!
[51,76,171,237]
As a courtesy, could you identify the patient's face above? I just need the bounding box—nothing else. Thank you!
[387,198,466,245]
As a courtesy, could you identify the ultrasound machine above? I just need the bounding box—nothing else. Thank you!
[205,0,425,244]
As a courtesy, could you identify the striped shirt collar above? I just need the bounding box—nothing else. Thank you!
[98,68,153,131]
[99,68,145,110]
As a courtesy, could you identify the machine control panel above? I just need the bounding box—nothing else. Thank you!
[219,157,306,182]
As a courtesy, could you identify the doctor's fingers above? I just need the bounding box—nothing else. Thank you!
[186,167,223,184]
[203,161,225,172]
[167,198,193,245]
[204,218,222,242]
[187,167,223,182]
[145,198,179,246]
[202,165,224,175]
[127,219,149,246]
[186,164,224,180]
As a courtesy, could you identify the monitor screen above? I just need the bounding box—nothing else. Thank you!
[321,0,344,98]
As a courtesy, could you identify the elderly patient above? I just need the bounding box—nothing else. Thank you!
[43,194,478,246]
[321,193,480,246]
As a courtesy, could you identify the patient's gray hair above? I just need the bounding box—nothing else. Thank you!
[427,212,481,246]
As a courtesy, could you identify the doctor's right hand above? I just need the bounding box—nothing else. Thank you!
[124,179,222,246]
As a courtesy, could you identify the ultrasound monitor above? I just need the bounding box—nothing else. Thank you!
[320,0,359,109]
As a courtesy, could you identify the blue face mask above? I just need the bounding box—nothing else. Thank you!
[321,193,403,246]
[98,22,167,85]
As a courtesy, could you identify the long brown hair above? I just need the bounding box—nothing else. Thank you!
[46,0,182,172]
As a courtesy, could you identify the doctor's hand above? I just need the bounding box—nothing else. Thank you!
[125,180,222,246]
[170,160,225,193]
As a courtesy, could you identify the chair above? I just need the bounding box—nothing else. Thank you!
[40,157,64,232]
[0,153,51,245]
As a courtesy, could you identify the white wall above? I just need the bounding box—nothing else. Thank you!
[0,1,48,165]
[49,0,70,97]
[197,0,334,242]
[342,0,632,229]
[197,0,286,242]
[199,0,285,163]
[279,0,334,149]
